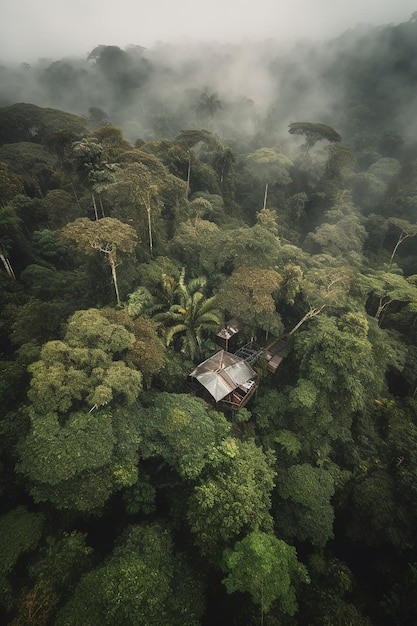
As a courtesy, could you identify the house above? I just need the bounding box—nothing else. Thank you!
[188,349,258,411]
[215,316,244,351]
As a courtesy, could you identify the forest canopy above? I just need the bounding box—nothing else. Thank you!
[1,14,417,626]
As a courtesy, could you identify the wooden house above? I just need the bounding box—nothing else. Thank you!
[215,317,244,351]
[188,349,258,411]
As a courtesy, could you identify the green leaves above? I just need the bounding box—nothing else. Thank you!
[154,268,222,360]
[18,307,145,512]
[288,122,342,152]
[347,469,409,548]
[61,217,138,257]
[18,410,115,485]
[245,147,293,185]
[17,406,141,512]
[292,315,380,417]
[202,224,281,274]
[61,217,138,304]
[222,531,310,616]
[0,506,44,612]
[66,308,135,353]
[360,269,417,322]
[216,265,283,339]
[56,523,204,626]
[138,392,229,480]
[275,429,302,458]
[187,439,276,558]
[0,506,44,576]
[27,309,142,415]
[276,464,335,547]
[29,531,93,590]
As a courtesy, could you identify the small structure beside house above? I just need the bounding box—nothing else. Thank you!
[215,316,244,351]
[260,336,288,373]
[189,317,288,412]
[188,349,258,411]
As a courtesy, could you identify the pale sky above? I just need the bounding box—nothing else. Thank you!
[0,0,416,63]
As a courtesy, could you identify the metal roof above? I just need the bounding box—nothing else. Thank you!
[189,350,257,402]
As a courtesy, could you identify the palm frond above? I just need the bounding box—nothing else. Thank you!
[188,275,207,294]
[197,296,221,315]
[197,313,222,325]
[176,267,187,297]
[165,323,188,346]
[183,329,200,360]
[192,291,204,305]
[153,309,184,323]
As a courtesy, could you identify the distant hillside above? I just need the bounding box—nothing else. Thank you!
[0,103,87,145]
[0,16,417,149]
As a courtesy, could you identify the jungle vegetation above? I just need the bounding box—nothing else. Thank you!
[1,14,417,626]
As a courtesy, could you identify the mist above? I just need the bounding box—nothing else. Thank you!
[1,0,416,63]
[1,4,417,150]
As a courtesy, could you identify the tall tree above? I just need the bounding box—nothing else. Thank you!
[286,262,354,336]
[216,265,283,340]
[201,224,281,275]
[61,217,138,304]
[72,136,117,219]
[387,217,417,267]
[222,530,310,624]
[15,307,144,511]
[187,438,276,559]
[193,89,222,124]
[286,314,388,465]
[361,269,417,325]
[104,160,170,258]
[288,122,342,153]
[244,147,293,187]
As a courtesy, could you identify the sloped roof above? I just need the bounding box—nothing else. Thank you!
[189,350,256,402]
[216,316,244,340]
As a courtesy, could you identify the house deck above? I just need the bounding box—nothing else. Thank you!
[188,349,258,411]
[188,328,288,412]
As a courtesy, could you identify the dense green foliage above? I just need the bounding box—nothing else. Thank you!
[1,15,417,625]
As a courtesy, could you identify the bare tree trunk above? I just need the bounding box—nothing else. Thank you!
[139,190,154,258]
[287,304,326,336]
[146,204,153,259]
[263,183,268,210]
[109,252,120,305]
[0,253,16,279]
[186,154,191,198]
[389,231,409,267]
[99,194,105,218]
[375,297,393,327]
[375,294,394,324]
[71,183,82,210]
[375,297,385,321]
[92,193,99,221]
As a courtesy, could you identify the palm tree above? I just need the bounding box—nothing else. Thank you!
[194,89,222,124]
[154,268,222,360]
